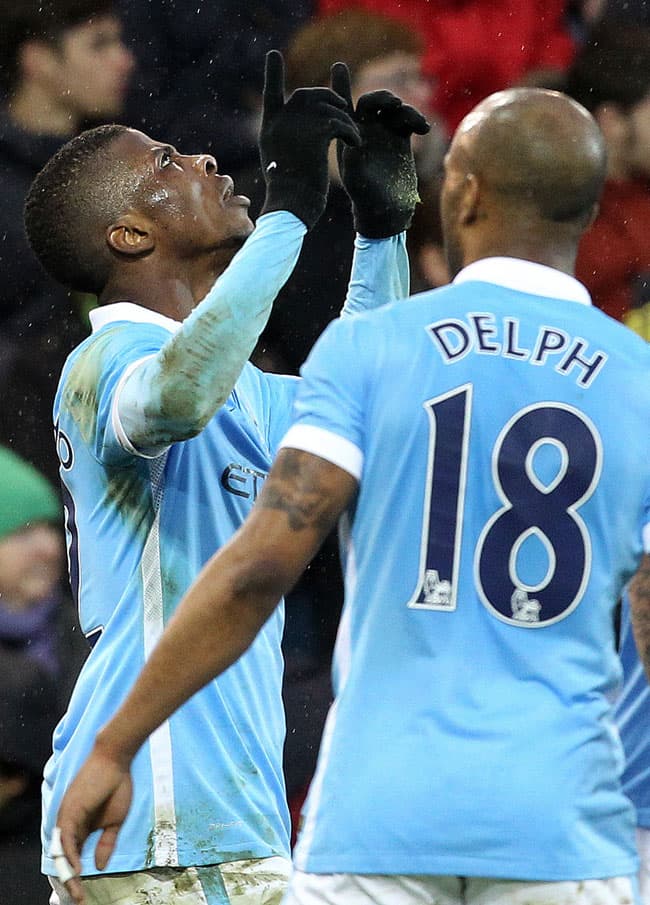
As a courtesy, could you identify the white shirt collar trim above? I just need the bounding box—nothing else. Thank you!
[89,302,182,334]
[453,257,591,305]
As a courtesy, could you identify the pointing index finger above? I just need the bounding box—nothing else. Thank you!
[330,61,354,113]
[263,49,285,120]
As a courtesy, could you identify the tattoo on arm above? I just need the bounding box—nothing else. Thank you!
[260,449,354,533]
[630,553,650,677]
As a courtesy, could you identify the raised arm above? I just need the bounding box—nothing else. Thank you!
[117,51,361,453]
[54,449,356,903]
[333,63,429,317]
[116,211,306,452]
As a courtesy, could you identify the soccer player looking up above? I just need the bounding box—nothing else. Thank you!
[24,51,428,905]
[55,85,650,905]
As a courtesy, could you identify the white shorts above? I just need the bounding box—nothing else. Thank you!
[48,855,291,905]
[282,871,638,905]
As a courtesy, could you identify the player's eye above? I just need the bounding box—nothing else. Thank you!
[160,150,172,168]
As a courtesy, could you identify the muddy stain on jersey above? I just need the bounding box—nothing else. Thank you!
[62,330,120,446]
[63,328,158,537]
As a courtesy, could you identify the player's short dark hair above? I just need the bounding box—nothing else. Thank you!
[0,0,115,96]
[285,9,423,92]
[564,21,650,113]
[25,123,137,295]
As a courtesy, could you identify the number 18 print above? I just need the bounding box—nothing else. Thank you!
[408,385,602,627]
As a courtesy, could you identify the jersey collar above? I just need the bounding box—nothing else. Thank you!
[453,257,591,305]
[89,301,182,334]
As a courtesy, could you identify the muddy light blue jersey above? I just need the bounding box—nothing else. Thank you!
[42,215,410,877]
[43,329,296,877]
[282,257,650,881]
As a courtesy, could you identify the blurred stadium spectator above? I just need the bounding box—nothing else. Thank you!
[600,0,650,23]
[0,0,134,484]
[316,0,577,133]
[0,446,87,904]
[115,0,314,176]
[565,21,650,336]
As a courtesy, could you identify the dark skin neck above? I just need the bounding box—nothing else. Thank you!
[463,206,581,277]
[464,237,578,276]
[99,243,240,320]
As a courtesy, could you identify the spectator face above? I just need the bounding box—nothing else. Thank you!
[625,93,650,180]
[49,14,135,119]
[353,51,438,161]
[353,52,433,117]
[0,524,63,611]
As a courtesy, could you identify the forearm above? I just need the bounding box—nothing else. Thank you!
[118,211,306,450]
[629,552,650,680]
[341,232,409,317]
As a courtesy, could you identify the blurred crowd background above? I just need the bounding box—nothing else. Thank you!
[1,1,649,900]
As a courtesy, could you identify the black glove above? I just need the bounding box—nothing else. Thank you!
[259,50,361,229]
[330,62,430,238]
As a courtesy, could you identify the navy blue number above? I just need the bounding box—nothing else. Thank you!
[59,477,80,609]
[55,420,102,646]
[476,404,600,626]
[409,386,471,611]
[409,397,601,626]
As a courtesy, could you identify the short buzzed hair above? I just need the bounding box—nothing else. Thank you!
[467,90,607,226]
[0,0,115,96]
[25,124,139,295]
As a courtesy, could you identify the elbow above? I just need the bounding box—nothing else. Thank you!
[183,401,217,436]
[231,557,292,605]
[157,386,224,439]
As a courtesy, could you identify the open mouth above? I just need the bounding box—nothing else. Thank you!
[222,177,234,202]
[219,174,250,208]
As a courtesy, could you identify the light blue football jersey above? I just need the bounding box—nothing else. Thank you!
[282,257,650,881]
[43,330,296,877]
[42,216,409,876]
[615,591,650,830]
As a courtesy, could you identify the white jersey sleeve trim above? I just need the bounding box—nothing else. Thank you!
[643,522,650,554]
[112,355,169,459]
[279,425,363,481]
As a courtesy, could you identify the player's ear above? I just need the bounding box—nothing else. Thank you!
[106,214,155,256]
[459,172,480,226]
